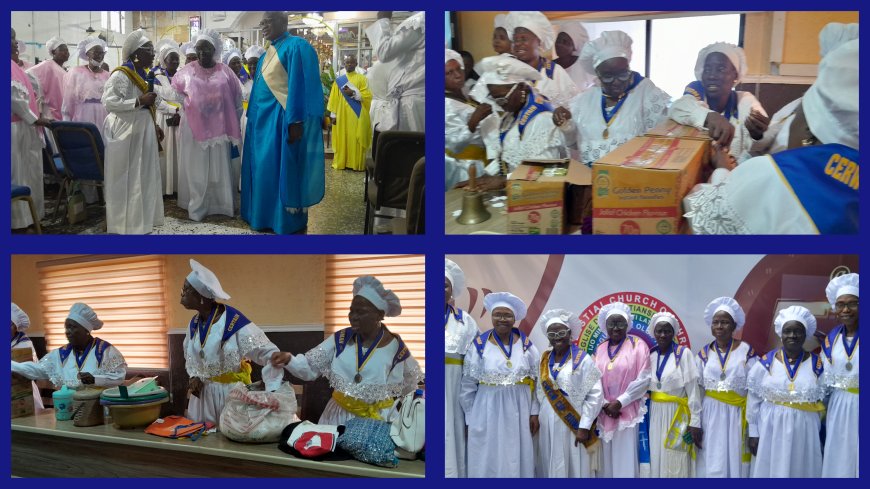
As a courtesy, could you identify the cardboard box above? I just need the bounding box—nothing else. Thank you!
[11,348,35,418]
[592,137,708,234]
[12,390,34,419]
[507,159,591,234]
[644,119,712,140]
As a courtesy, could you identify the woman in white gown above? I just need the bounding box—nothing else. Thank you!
[553,22,595,93]
[747,306,826,477]
[12,303,126,389]
[647,312,702,478]
[62,38,110,138]
[461,292,541,478]
[180,259,284,429]
[695,297,757,477]
[820,273,859,477]
[534,308,603,478]
[275,276,423,425]
[444,259,479,478]
[11,303,45,411]
[152,39,183,196]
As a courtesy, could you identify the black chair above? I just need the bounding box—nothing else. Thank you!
[42,135,66,217]
[405,157,425,234]
[11,185,42,234]
[364,131,425,234]
[49,121,105,220]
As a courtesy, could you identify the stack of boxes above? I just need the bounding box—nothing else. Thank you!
[11,348,34,418]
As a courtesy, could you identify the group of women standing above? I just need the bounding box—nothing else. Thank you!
[445,259,858,478]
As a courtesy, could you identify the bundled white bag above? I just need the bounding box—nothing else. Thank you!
[220,381,298,443]
[389,391,424,459]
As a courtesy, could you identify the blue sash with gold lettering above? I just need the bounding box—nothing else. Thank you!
[335,74,362,117]
[59,337,111,368]
[499,93,554,143]
[769,144,859,234]
[220,305,252,345]
[539,346,585,431]
[822,324,845,361]
[11,332,29,348]
[537,58,556,80]
[473,328,533,357]
[684,80,738,120]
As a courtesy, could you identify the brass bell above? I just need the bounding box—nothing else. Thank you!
[456,164,491,225]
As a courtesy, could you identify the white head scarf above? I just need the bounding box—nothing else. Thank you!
[155,39,182,67]
[244,45,266,60]
[597,302,633,337]
[122,29,150,62]
[11,303,30,331]
[67,303,103,332]
[802,39,858,149]
[558,22,589,56]
[579,30,633,75]
[444,259,466,298]
[494,14,507,31]
[819,22,859,58]
[694,42,747,82]
[826,273,859,307]
[181,41,197,56]
[194,28,223,61]
[77,37,106,61]
[46,36,66,55]
[704,297,746,331]
[223,48,242,66]
[187,259,231,301]
[353,276,402,317]
[535,308,582,340]
[505,11,556,52]
[445,48,464,70]
[649,311,681,337]
[477,53,542,88]
[774,305,817,339]
[483,292,528,322]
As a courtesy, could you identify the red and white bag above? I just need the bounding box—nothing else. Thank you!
[220,382,298,443]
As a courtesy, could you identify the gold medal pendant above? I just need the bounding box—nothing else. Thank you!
[354,373,362,383]
[603,128,609,139]
[719,371,726,381]
[607,362,614,371]
[199,349,205,359]
[846,361,853,371]
[506,360,513,369]
[788,382,795,392]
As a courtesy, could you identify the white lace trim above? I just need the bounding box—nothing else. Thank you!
[11,79,30,95]
[821,371,859,390]
[746,376,827,403]
[185,329,274,379]
[598,395,648,443]
[683,181,751,234]
[701,376,748,393]
[304,345,423,403]
[195,134,241,150]
[564,366,602,412]
[464,362,537,386]
[39,352,127,389]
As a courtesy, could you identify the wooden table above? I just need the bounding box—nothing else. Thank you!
[444,188,507,234]
[12,412,425,478]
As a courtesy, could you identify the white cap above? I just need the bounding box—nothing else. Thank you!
[181,41,197,56]
[477,53,542,87]
[494,14,507,30]
[649,311,681,337]
[598,302,632,337]
[505,11,556,52]
[802,39,859,149]
[445,48,464,70]
[535,308,582,340]
[774,305,817,339]
[11,303,30,331]
[244,45,266,60]
[46,36,66,55]
[187,259,230,301]
[195,28,223,60]
[77,37,106,61]
[223,48,242,65]
[579,30,633,75]
[559,22,589,56]
[67,303,103,332]
[445,259,466,298]
[483,292,528,322]
[122,29,150,61]
[155,39,182,66]
[826,273,859,307]
[353,276,402,317]
[819,22,859,58]
[694,42,747,82]
[704,296,746,331]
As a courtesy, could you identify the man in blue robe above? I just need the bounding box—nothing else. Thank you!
[242,11,325,234]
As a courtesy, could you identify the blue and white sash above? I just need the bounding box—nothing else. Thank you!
[335,74,362,117]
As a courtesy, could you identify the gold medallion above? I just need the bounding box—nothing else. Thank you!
[603,128,609,139]
[506,360,513,368]
[354,373,362,383]
[607,362,614,371]
[788,382,795,392]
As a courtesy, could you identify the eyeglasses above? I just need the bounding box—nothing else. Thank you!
[492,312,514,321]
[546,330,570,340]
[597,70,632,84]
[835,301,859,311]
[492,83,519,107]
[606,322,628,330]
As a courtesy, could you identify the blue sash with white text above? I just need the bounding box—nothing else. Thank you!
[335,74,362,117]
[499,92,554,143]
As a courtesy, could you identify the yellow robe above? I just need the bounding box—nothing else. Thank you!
[327,71,372,171]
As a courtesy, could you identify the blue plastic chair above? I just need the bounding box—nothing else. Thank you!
[49,121,105,220]
[11,184,42,234]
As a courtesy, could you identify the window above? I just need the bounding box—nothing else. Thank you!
[101,11,126,35]
[325,255,425,373]
[37,255,169,368]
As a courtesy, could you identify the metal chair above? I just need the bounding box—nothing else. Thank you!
[364,131,425,234]
[49,121,105,221]
[405,157,425,235]
[11,185,42,234]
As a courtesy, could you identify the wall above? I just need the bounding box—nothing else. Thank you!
[783,11,858,64]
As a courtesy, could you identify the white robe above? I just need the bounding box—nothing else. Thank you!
[485,106,566,177]
[183,309,282,429]
[755,97,801,156]
[154,73,182,195]
[648,347,702,478]
[561,60,596,94]
[12,338,126,389]
[695,340,757,478]
[820,328,859,477]
[286,329,423,425]
[535,349,603,478]
[101,71,165,234]
[559,77,671,165]
[444,97,497,189]
[669,90,767,163]
[460,332,541,478]
[11,75,45,229]
[533,62,579,109]
[444,309,479,478]
[12,336,45,411]
[747,351,826,478]
[177,118,235,221]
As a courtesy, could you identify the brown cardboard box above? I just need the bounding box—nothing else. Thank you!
[12,391,34,418]
[507,159,591,234]
[592,137,708,234]
[12,348,35,418]
[644,119,713,140]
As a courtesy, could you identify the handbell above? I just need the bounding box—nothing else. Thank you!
[456,191,491,225]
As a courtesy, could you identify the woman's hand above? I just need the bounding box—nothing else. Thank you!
[602,400,622,418]
[745,109,770,140]
[748,436,759,456]
[710,143,736,170]
[168,113,181,126]
[552,106,572,127]
[138,92,157,108]
[529,415,540,436]
[33,117,53,127]
[189,377,204,398]
[156,126,165,143]
[271,351,293,367]
[574,428,590,447]
[704,112,735,147]
[454,175,506,192]
[78,372,95,385]
[688,426,704,449]
[467,103,493,133]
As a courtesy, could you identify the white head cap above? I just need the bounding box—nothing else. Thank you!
[819,22,859,58]
[483,292,528,322]
[694,42,747,82]
[494,14,507,30]
[579,30,633,75]
[535,308,582,340]
[11,303,30,331]
[187,259,230,301]
[77,37,107,61]
[445,48,464,70]
[559,22,589,56]
[195,28,223,60]
[478,53,542,89]
[505,11,556,52]
[597,302,633,337]
[244,45,266,60]
[155,39,182,66]
[122,29,150,62]
[353,276,402,317]
[46,36,66,55]
[67,303,103,332]
[223,48,242,65]
[445,259,466,298]
[826,273,859,307]
[774,305,817,339]
[704,297,746,331]
[181,41,197,56]
[649,311,681,337]
[802,39,859,149]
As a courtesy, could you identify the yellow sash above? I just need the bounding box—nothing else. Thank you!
[705,389,750,462]
[772,400,826,413]
[445,357,464,366]
[650,391,696,459]
[331,390,394,420]
[446,145,487,161]
[846,387,859,394]
[210,360,253,384]
[261,44,288,110]
[112,66,157,123]
[481,377,535,395]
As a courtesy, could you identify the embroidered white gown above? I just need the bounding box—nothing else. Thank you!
[444,97,498,189]
[11,335,45,410]
[484,106,566,177]
[820,327,859,477]
[12,339,126,389]
[444,309,479,478]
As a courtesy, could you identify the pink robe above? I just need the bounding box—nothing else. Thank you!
[594,335,651,439]
[171,61,242,146]
[27,59,67,120]
[62,65,110,138]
